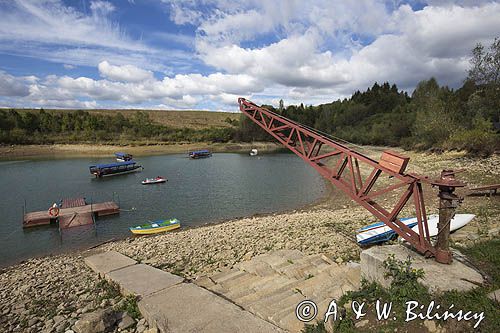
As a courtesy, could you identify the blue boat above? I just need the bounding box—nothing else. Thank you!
[89,161,143,178]
[115,152,133,162]
[189,149,212,159]
[356,217,418,245]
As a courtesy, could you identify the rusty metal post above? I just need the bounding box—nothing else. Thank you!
[432,170,465,264]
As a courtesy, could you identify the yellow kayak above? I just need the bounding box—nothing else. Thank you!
[129,218,180,235]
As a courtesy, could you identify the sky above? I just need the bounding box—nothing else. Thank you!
[0,0,499,111]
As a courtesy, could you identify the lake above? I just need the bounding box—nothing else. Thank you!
[0,153,326,267]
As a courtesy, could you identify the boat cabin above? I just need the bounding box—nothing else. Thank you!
[189,149,212,159]
[89,161,142,177]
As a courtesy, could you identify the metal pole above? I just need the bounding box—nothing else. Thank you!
[432,170,464,264]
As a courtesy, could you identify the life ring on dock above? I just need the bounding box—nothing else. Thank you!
[48,206,60,217]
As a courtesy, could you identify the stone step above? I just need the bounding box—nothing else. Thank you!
[211,269,247,284]
[250,290,306,321]
[219,271,261,290]
[236,276,299,306]
[139,283,285,333]
[224,274,280,300]
[276,306,307,333]
[237,260,275,277]
[277,262,317,279]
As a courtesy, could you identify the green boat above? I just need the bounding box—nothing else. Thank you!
[129,218,180,235]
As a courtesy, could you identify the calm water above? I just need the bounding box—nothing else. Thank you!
[0,153,326,267]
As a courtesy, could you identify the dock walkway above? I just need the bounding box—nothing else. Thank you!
[23,198,119,229]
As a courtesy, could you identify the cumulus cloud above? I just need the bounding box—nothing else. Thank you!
[1,1,499,110]
[98,61,154,82]
[0,63,264,109]
[193,1,500,98]
[0,72,31,97]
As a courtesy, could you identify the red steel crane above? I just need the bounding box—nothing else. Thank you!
[238,98,463,263]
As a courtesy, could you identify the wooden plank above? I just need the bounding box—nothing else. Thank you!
[61,197,86,209]
[380,151,410,174]
[59,212,94,229]
[470,184,500,191]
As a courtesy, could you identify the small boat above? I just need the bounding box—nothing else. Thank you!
[411,214,475,237]
[129,218,180,235]
[189,149,212,159]
[356,217,418,245]
[356,214,475,245]
[142,176,167,185]
[89,161,143,178]
[115,152,133,162]
[250,149,258,156]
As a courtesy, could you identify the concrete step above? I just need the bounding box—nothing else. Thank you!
[250,290,305,320]
[224,274,280,300]
[237,260,276,277]
[219,271,260,290]
[211,269,247,284]
[139,283,284,333]
[236,276,299,306]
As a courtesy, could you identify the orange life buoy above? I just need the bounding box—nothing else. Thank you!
[48,206,60,217]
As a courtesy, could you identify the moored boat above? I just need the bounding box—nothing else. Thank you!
[189,149,212,159]
[356,213,475,245]
[129,218,180,235]
[115,152,133,162]
[250,149,258,156]
[89,161,142,178]
[141,176,167,185]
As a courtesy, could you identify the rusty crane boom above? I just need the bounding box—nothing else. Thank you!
[238,98,464,264]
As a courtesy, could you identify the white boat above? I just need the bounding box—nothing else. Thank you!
[356,217,418,245]
[411,214,475,237]
[141,176,167,185]
[356,213,475,245]
[250,149,258,156]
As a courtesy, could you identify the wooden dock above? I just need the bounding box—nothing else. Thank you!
[23,198,119,229]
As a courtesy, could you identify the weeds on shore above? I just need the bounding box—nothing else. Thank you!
[29,298,59,319]
[95,278,121,304]
[117,294,141,319]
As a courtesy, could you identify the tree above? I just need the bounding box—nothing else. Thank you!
[468,37,500,85]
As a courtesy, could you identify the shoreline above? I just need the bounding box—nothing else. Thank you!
[0,176,337,270]
[0,142,284,159]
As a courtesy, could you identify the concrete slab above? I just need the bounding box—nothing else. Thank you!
[106,264,183,297]
[84,251,137,275]
[360,244,484,293]
[139,283,284,333]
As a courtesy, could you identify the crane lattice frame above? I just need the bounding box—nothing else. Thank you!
[238,97,437,257]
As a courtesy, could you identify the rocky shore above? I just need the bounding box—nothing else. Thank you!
[1,150,499,332]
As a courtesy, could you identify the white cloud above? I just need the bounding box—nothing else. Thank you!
[0,0,194,72]
[0,0,146,51]
[194,1,500,97]
[0,62,264,109]
[0,72,31,97]
[98,61,154,82]
[1,1,500,111]
[90,1,115,16]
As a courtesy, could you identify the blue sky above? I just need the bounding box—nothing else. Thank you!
[0,0,499,111]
